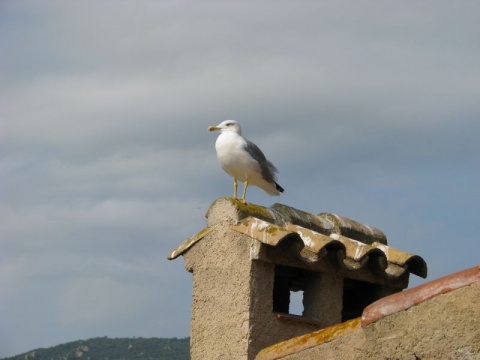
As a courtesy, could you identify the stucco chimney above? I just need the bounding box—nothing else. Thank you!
[168,198,427,359]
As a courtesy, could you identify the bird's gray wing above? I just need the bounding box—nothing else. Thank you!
[244,140,278,183]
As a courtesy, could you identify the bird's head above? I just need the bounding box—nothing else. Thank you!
[208,120,241,135]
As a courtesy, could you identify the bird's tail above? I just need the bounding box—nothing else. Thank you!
[275,182,284,193]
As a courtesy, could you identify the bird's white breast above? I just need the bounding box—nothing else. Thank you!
[215,133,258,181]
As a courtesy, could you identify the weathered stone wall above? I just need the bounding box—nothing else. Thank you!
[247,260,325,359]
[184,227,329,360]
[280,281,480,359]
[184,228,254,360]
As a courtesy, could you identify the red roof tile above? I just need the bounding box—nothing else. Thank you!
[361,264,480,327]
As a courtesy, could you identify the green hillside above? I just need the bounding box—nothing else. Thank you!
[1,337,190,360]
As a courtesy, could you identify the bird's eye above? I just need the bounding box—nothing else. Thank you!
[226,123,233,126]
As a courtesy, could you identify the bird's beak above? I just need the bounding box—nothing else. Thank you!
[208,126,220,132]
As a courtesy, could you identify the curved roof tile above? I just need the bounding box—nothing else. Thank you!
[168,198,427,282]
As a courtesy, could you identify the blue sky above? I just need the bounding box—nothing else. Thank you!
[1,1,479,357]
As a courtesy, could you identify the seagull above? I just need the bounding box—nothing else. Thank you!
[208,120,284,203]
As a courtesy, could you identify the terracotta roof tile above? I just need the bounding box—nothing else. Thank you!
[229,216,426,280]
[361,264,480,327]
[167,227,214,260]
[256,318,361,360]
[168,198,427,282]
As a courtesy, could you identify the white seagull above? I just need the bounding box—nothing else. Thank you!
[208,120,284,203]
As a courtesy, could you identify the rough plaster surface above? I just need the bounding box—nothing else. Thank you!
[184,228,254,360]
[280,281,480,360]
[184,198,330,360]
[184,226,327,360]
[247,260,322,359]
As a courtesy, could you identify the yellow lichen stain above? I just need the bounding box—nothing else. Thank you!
[256,318,361,360]
[231,217,294,247]
[234,200,282,224]
[266,226,278,235]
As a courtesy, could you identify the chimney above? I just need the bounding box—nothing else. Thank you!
[168,198,427,359]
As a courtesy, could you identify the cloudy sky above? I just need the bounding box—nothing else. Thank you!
[1,1,479,357]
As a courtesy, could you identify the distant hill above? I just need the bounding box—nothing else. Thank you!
[1,337,190,360]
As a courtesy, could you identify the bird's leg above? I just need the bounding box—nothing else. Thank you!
[241,179,248,203]
[233,179,238,199]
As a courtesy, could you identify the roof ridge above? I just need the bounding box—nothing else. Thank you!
[206,197,387,244]
[361,264,480,326]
